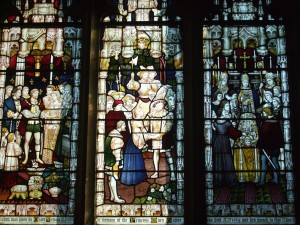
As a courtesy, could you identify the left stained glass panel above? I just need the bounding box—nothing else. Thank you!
[0,1,82,224]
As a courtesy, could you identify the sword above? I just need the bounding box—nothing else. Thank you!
[261,148,279,173]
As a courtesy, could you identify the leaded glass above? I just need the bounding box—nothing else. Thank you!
[203,0,295,224]
[0,1,82,224]
[96,0,184,224]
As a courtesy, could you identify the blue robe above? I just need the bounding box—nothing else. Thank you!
[3,97,18,132]
[120,137,147,185]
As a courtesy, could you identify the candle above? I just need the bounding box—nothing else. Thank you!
[118,67,122,91]
[50,55,53,84]
[253,50,257,69]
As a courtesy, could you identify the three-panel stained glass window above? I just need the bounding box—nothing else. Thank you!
[0,0,296,225]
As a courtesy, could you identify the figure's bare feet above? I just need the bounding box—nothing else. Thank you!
[36,158,44,164]
[170,173,176,181]
[150,173,158,179]
[22,159,28,165]
[110,195,121,201]
[113,198,125,203]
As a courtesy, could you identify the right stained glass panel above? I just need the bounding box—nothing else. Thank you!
[203,1,295,224]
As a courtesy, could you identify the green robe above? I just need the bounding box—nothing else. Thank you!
[104,136,115,167]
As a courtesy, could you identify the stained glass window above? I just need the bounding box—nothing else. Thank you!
[96,0,184,224]
[0,1,82,224]
[203,0,295,224]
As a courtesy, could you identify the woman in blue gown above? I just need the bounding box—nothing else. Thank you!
[120,136,147,185]
[120,106,161,185]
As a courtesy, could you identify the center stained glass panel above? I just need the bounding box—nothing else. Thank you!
[96,0,184,224]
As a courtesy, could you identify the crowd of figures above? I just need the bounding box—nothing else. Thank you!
[211,71,285,187]
[0,83,73,187]
[104,65,177,203]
